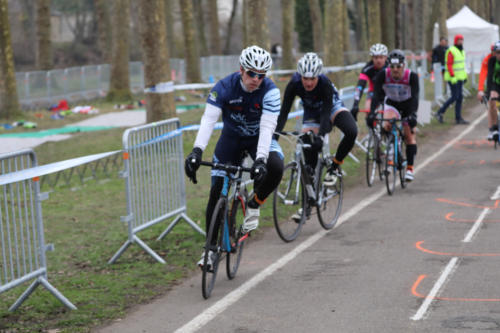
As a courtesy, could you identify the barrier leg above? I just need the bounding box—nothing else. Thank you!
[157,212,205,241]
[9,279,40,311]
[39,278,77,310]
[133,235,166,264]
[108,239,133,264]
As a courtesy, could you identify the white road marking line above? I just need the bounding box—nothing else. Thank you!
[463,208,490,243]
[491,185,500,200]
[411,257,459,321]
[176,113,487,332]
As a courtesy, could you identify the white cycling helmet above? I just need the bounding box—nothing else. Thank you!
[297,52,323,78]
[369,43,388,56]
[239,45,273,72]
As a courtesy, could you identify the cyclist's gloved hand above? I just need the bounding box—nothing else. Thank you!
[185,147,202,184]
[366,112,376,129]
[311,134,324,152]
[350,103,359,121]
[250,158,267,183]
[407,113,418,128]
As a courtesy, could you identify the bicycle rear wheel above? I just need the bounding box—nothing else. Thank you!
[366,130,379,187]
[398,138,407,189]
[226,190,247,279]
[385,135,396,195]
[273,162,306,242]
[202,198,225,299]
[316,160,343,229]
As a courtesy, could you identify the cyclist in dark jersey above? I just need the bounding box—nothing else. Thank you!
[485,41,500,142]
[276,52,358,184]
[350,43,389,121]
[185,45,284,268]
[367,49,419,182]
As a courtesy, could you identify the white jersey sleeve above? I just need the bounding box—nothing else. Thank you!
[256,88,281,160]
[193,103,222,151]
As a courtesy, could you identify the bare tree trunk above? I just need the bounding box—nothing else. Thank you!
[242,0,248,47]
[180,0,201,82]
[395,0,403,48]
[308,0,324,52]
[324,0,343,83]
[380,0,396,49]
[246,0,270,50]
[139,0,175,122]
[354,0,367,51]
[407,0,416,51]
[281,0,294,69]
[36,0,52,70]
[193,0,209,57]
[107,0,132,101]
[164,0,176,58]
[366,0,381,47]
[0,0,19,118]
[224,0,238,53]
[208,0,221,55]
[438,0,448,41]
[94,0,111,63]
[342,0,350,55]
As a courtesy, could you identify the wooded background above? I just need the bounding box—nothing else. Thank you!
[1,0,499,120]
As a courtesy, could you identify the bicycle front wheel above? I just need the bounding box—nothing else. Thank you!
[384,135,396,195]
[226,190,247,280]
[366,130,379,187]
[202,198,225,299]
[398,139,408,189]
[316,161,343,229]
[273,162,306,242]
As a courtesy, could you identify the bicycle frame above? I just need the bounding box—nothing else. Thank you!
[199,161,251,251]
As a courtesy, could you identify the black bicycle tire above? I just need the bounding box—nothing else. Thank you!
[316,161,343,229]
[385,135,396,195]
[272,162,306,242]
[226,191,247,280]
[366,130,378,187]
[399,137,407,189]
[202,198,225,299]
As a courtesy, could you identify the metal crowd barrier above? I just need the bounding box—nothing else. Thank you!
[0,149,76,311]
[109,118,201,264]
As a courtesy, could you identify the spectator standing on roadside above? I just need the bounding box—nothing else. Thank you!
[431,37,448,74]
[435,34,469,125]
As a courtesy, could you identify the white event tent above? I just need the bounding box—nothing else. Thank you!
[434,6,499,72]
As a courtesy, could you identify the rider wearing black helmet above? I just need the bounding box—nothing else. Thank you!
[367,49,419,182]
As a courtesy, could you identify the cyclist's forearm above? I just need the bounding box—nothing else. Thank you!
[256,112,278,161]
[194,104,222,150]
[354,78,367,102]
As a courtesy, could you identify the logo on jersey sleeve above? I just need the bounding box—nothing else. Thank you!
[209,91,218,102]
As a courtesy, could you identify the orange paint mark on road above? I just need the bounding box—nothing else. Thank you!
[436,198,500,209]
[447,160,455,165]
[416,241,500,257]
[412,274,500,302]
[445,212,500,223]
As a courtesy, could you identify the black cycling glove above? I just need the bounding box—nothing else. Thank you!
[185,147,202,184]
[250,158,267,183]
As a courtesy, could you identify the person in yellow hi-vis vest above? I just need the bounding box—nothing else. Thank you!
[435,34,469,125]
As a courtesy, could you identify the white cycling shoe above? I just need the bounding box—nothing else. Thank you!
[242,207,259,233]
[197,250,215,269]
[405,169,414,182]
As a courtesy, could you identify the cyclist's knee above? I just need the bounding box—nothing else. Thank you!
[266,152,284,179]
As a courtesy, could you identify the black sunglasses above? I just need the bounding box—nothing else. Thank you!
[390,64,404,69]
[246,70,266,79]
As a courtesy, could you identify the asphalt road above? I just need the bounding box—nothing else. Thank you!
[98,104,500,333]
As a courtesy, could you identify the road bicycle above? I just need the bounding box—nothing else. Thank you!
[380,118,408,195]
[272,131,343,242]
[365,110,386,187]
[482,95,500,149]
[197,160,252,299]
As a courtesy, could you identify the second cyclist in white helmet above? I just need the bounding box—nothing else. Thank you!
[350,43,389,121]
[276,52,358,186]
